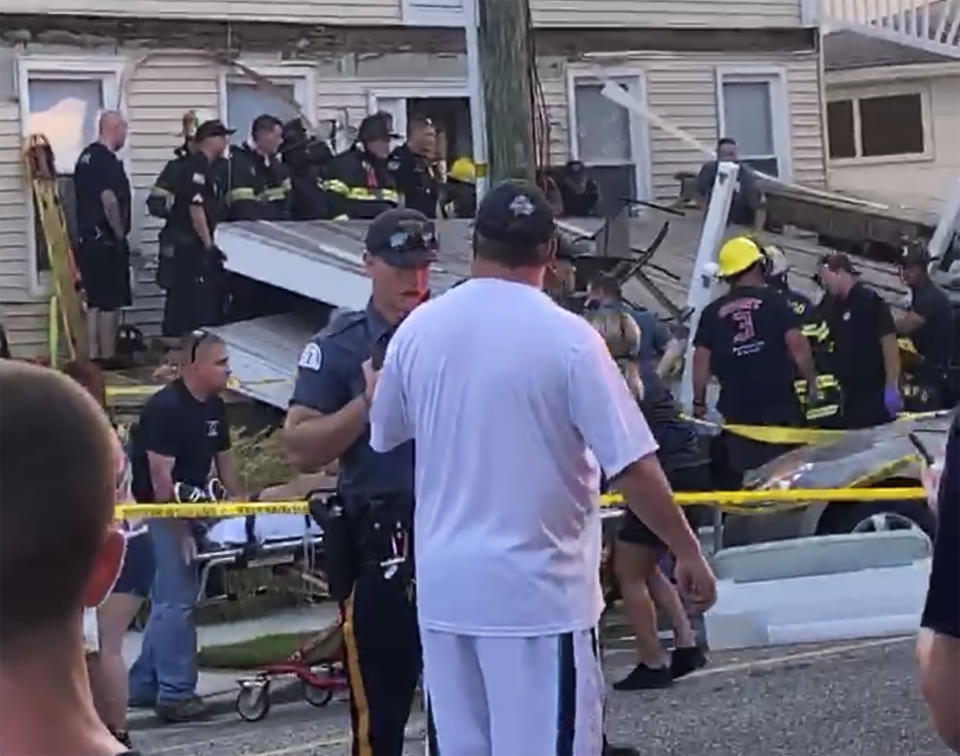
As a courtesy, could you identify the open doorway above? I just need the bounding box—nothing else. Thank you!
[373,94,473,168]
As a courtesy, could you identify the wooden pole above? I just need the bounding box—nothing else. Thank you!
[478,0,536,186]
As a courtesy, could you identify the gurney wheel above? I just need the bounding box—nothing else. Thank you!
[236,680,271,722]
[303,679,334,707]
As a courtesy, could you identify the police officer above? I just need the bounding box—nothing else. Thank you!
[324,114,400,219]
[284,209,436,756]
[280,117,334,221]
[161,119,232,337]
[227,114,291,221]
[388,116,440,218]
[693,236,820,486]
[73,110,131,365]
[818,252,902,427]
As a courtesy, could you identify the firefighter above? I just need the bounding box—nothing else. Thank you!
[895,243,959,408]
[280,117,334,221]
[693,236,820,486]
[284,209,436,756]
[227,114,290,221]
[161,120,232,337]
[442,156,477,219]
[818,252,902,427]
[763,243,813,321]
[388,116,440,218]
[324,115,400,219]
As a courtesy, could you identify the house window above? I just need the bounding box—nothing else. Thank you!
[18,60,121,281]
[400,0,465,26]
[221,68,314,146]
[827,91,927,162]
[717,71,789,178]
[568,73,649,210]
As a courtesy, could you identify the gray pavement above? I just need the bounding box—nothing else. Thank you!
[130,634,951,756]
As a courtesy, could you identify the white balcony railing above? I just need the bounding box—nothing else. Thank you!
[819,0,960,58]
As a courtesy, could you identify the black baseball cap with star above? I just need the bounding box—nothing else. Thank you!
[475,181,556,247]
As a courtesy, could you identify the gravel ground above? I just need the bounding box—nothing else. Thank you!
[131,635,951,756]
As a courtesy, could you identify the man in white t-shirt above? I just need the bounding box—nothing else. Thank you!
[369,181,716,756]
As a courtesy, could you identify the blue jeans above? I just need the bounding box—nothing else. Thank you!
[129,520,199,705]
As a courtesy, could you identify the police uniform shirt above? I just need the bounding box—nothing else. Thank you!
[171,153,224,247]
[694,285,801,425]
[130,378,231,502]
[74,142,131,239]
[388,144,438,219]
[909,280,953,369]
[823,282,895,390]
[290,303,414,503]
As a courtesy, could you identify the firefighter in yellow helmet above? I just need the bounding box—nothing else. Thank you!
[442,156,477,219]
[692,236,820,487]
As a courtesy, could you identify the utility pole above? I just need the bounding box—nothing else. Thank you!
[477,0,536,186]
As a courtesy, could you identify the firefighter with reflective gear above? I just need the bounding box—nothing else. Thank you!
[280,117,334,221]
[161,120,232,337]
[324,115,400,219]
[442,156,477,219]
[693,236,821,487]
[762,243,813,321]
[226,114,291,222]
[284,209,436,756]
[388,116,440,218]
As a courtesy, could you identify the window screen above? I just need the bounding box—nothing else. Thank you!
[859,94,924,157]
[722,80,775,158]
[226,81,298,145]
[827,100,856,159]
[574,82,631,163]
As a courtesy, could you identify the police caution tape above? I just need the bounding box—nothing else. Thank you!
[115,486,927,520]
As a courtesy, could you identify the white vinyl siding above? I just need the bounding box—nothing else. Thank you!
[530,0,804,28]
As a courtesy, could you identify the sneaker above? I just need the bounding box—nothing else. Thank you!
[671,646,708,679]
[612,663,673,691]
[155,695,211,723]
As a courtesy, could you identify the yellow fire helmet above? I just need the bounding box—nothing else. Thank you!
[449,156,477,184]
[718,236,765,278]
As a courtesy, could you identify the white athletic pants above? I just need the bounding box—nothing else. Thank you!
[422,628,605,756]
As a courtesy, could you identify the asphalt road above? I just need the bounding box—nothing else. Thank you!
[131,635,951,756]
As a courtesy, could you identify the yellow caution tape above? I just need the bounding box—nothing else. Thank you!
[116,486,927,520]
[106,376,290,400]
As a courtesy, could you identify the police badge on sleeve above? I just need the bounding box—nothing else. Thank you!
[299,342,323,371]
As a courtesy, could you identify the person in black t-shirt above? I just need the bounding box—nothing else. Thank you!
[128,332,240,724]
[819,252,902,428]
[917,412,959,752]
[693,237,819,481]
[74,111,131,365]
[896,245,959,407]
[0,362,131,755]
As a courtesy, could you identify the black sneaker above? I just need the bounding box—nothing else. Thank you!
[612,663,673,691]
[671,646,708,679]
[155,695,211,723]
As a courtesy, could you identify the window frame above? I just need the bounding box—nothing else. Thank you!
[825,82,934,167]
[714,65,793,181]
[218,62,316,143]
[16,55,127,296]
[565,65,652,202]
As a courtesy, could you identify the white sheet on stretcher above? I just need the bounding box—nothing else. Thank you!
[206,514,323,547]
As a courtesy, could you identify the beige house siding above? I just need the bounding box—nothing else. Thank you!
[530,0,804,28]
[0,0,402,24]
[825,70,960,214]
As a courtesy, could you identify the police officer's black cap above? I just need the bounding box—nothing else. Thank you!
[365,209,439,268]
[194,119,235,141]
[475,181,556,247]
[358,114,400,143]
[819,251,861,276]
[899,242,930,269]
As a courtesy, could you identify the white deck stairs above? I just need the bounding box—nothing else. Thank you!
[817,0,960,58]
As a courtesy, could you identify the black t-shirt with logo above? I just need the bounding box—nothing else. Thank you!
[910,281,954,370]
[131,379,230,502]
[73,142,131,239]
[694,285,801,425]
[822,283,895,390]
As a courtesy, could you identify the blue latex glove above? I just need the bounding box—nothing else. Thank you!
[884,385,903,418]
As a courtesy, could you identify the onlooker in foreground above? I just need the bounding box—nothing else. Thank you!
[62,360,154,750]
[917,411,960,753]
[0,361,131,756]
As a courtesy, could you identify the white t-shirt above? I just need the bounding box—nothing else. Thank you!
[370,278,658,636]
